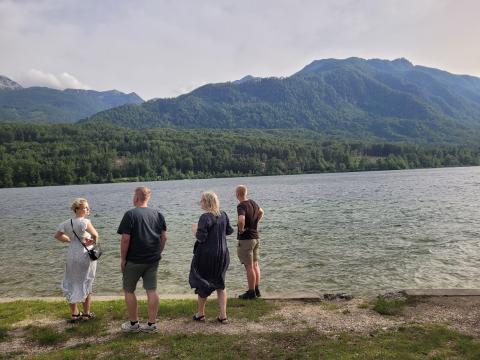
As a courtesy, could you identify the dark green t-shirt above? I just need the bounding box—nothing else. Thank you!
[117,207,167,263]
[237,199,261,240]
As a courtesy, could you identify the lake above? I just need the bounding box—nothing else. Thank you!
[1,166,479,297]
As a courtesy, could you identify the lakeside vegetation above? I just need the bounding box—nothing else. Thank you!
[0,123,479,188]
[1,298,480,359]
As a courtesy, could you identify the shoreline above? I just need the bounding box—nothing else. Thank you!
[2,289,480,303]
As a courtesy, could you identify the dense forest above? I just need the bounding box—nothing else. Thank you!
[0,122,478,188]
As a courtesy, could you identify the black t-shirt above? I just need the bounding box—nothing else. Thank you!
[117,207,167,263]
[237,199,261,240]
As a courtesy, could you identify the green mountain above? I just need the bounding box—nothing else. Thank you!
[0,77,143,123]
[85,58,480,144]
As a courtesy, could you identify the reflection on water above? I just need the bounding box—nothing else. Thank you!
[1,166,479,297]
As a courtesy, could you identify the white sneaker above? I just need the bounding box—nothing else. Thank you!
[141,323,158,333]
[121,321,141,332]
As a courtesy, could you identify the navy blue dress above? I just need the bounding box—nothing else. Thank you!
[189,211,234,298]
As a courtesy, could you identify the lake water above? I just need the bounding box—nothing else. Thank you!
[1,167,479,297]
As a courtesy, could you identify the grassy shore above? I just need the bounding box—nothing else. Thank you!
[1,297,480,359]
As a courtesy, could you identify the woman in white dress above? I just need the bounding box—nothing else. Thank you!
[54,198,99,322]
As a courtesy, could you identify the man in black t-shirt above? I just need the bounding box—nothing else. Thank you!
[117,186,167,332]
[236,185,264,299]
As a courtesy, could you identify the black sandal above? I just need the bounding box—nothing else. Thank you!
[192,314,205,322]
[82,312,96,320]
[69,312,83,323]
[217,317,228,324]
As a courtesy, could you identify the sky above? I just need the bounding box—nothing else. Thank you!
[1,0,479,100]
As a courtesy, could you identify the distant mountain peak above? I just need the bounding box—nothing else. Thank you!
[392,57,413,67]
[0,75,23,90]
[296,57,415,76]
[232,75,261,84]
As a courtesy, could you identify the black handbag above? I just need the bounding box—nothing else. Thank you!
[70,219,103,261]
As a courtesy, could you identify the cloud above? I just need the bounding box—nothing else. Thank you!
[21,69,91,90]
[1,0,479,99]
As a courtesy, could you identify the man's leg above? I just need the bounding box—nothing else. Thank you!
[238,239,257,299]
[252,240,261,297]
[253,261,261,297]
[146,289,159,324]
[254,262,261,285]
[245,263,257,290]
[142,261,160,324]
[124,291,138,321]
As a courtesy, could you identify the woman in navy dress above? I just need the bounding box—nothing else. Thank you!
[189,191,233,324]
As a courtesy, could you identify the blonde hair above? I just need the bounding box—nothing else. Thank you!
[70,198,89,212]
[201,191,221,216]
[135,186,152,202]
[236,185,247,197]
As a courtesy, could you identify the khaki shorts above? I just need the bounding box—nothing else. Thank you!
[123,261,159,293]
[237,239,259,265]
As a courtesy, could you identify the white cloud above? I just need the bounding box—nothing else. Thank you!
[21,69,90,90]
[0,0,479,99]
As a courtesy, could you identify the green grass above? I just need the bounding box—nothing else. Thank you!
[3,299,480,359]
[19,325,480,360]
[0,325,8,342]
[357,302,370,309]
[373,296,407,316]
[0,298,277,328]
[25,325,68,346]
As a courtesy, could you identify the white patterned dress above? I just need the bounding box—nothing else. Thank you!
[58,217,97,303]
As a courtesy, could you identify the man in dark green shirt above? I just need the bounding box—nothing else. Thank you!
[117,186,167,332]
[236,185,264,299]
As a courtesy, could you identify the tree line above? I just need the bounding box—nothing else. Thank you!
[0,123,479,188]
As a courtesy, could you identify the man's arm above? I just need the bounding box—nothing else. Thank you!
[120,234,130,271]
[237,215,246,234]
[258,208,265,222]
[159,231,167,253]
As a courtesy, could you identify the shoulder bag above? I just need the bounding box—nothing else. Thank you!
[70,219,103,261]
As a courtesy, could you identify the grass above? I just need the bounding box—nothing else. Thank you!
[17,325,480,360]
[0,325,8,342]
[2,299,480,359]
[25,325,68,346]
[357,302,370,309]
[0,298,277,329]
[373,296,407,316]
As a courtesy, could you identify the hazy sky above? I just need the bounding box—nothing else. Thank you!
[1,0,479,100]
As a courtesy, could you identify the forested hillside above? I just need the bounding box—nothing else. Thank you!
[0,83,143,123]
[85,58,480,144]
[0,123,478,188]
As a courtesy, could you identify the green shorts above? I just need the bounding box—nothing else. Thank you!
[123,261,159,293]
[237,239,259,265]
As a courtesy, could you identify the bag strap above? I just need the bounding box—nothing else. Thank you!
[70,219,89,251]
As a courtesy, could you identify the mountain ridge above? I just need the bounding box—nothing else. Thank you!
[0,79,143,123]
[84,57,480,144]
